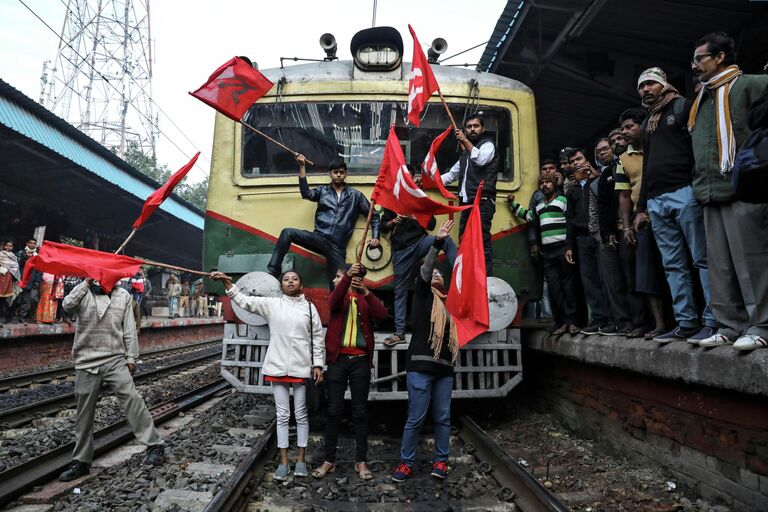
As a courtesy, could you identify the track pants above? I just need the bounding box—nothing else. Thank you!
[272,382,309,449]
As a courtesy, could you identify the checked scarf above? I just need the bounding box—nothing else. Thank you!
[688,65,743,175]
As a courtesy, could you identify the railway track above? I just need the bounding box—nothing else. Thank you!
[205,415,569,512]
[0,347,222,428]
[0,378,230,509]
[0,339,222,392]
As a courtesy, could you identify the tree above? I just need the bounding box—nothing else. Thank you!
[120,140,208,211]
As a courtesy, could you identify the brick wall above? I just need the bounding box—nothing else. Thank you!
[525,351,768,511]
[0,323,224,373]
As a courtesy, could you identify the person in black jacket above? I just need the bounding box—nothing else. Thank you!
[381,207,457,346]
[391,220,457,483]
[267,154,380,288]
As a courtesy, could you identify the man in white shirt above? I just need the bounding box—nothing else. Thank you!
[441,116,499,274]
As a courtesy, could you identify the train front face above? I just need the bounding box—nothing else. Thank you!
[203,27,542,324]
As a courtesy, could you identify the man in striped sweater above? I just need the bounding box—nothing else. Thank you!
[57,278,164,481]
[508,175,579,336]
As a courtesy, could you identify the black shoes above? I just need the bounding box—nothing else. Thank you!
[59,460,90,482]
[581,323,601,335]
[144,444,165,466]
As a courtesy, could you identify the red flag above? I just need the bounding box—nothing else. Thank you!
[189,57,274,121]
[446,183,489,346]
[133,152,200,229]
[407,25,440,127]
[20,242,144,293]
[421,126,457,200]
[372,127,469,227]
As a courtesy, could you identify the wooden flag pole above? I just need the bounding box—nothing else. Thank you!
[114,228,138,254]
[240,121,314,166]
[436,88,459,131]
[356,200,377,264]
[141,259,210,277]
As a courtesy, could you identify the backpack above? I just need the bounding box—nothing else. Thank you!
[732,92,768,204]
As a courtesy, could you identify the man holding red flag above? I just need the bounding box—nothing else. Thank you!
[441,115,500,275]
[391,219,458,483]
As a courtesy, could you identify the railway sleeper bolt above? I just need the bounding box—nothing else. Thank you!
[477,461,493,474]
[497,487,516,502]
[462,443,476,454]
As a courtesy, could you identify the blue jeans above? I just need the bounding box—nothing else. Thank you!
[647,186,715,328]
[392,236,457,334]
[168,297,179,317]
[400,371,453,465]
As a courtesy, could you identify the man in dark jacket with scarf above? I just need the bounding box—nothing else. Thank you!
[391,220,457,482]
[441,116,498,275]
[268,154,380,288]
[314,262,388,481]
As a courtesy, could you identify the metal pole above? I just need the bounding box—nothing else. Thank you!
[372,0,377,27]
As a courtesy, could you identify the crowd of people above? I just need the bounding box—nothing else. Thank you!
[512,32,767,351]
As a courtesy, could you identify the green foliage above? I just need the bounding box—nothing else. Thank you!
[121,140,208,211]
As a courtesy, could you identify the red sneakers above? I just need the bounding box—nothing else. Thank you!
[430,461,448,479]
[391,462,412,482]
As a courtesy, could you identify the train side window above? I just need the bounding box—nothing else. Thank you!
[241,102,514,179]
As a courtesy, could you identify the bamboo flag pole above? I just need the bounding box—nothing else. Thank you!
[114,228,138,255]
[241,121,314,166]
[142,259,210,277]
[356,200,377,264]
[436,88,459,131]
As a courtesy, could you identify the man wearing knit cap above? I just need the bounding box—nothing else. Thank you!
[632,67,716,345]
[687,32,768,351]
[58,278,164,481]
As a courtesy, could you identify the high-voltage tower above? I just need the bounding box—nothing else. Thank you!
[39,0,157,158]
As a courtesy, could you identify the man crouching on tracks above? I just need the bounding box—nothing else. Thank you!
[58,278,164,481]
[267,154,381,289]
[391,220,458,483]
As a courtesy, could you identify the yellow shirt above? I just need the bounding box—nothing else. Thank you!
[617,145,643,210]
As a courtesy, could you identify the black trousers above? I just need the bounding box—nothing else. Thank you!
[600,241,648,330]
[542,245,577,326]
[459,197,496,276]
[323,354,371,463]
[268,229,346,288]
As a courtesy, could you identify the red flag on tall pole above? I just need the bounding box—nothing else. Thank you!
[407,25,440,127]
[133,152,200,229]
[20,242,144,293]
[421,126,457,200]
[372,127,469,227]
[446,182,489,346]
[189,57,274,121]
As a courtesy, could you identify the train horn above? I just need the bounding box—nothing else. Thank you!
[320,33,338,61]
[427,38,447,64]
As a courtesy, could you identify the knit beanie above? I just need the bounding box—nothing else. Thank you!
[637,67,668,89]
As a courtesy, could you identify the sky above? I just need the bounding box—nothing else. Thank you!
[0,0,507,183]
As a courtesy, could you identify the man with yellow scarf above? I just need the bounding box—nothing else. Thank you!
[688,32,768,351]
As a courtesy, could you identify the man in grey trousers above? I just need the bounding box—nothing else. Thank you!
[58,278,164,482]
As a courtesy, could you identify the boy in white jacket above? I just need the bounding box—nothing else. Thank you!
[211,270,324,480]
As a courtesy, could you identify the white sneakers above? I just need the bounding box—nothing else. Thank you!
[698,333,732,347]
[698,333,768,351]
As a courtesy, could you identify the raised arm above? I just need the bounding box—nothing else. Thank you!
[210,272,272,318]
[419,219,453,282]
[296,154,321,202]
[62,279,90,314]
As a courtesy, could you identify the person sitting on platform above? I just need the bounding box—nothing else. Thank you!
[380,207,457,347]
[211,269,324,481]
[58,278,165,481]
[313,262,388,481]
[391,219,458,483]
[508,175,579,336]
[267,154,380,289]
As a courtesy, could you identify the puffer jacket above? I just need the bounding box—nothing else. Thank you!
[299,177,380,247]
[226,285,325,378]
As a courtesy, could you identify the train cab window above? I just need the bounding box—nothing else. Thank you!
[241,102,513,180]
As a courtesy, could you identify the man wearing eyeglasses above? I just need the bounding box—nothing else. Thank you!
[441,115,499,275]
[687,32,768,351]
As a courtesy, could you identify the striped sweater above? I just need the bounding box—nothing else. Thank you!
[509,194,568,246]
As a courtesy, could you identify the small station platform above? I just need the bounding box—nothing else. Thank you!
[522,331,768,511]
[0,316,224,374]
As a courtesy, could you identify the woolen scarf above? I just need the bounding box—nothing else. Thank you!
[429,287,458,363]
[643,84,682,134]
[687,65,743,175]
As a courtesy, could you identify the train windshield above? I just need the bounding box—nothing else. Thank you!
[241,102,512,180]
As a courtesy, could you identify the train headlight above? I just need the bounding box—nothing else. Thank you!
[350,26,403,72]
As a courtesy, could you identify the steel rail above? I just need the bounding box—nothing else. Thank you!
[457,415,569,512]
[203,419,277,512]
[0,350,221,428]
[0,339,222,391]
[0,379,230,508]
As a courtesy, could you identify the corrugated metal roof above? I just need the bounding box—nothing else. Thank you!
[0,80,204,230]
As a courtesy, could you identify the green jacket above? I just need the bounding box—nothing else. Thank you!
[691,74,768,204]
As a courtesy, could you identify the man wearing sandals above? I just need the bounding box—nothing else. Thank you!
[391,220,458,482]
[313,262,388,481]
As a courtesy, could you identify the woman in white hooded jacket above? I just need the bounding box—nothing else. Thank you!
[211,270,324,481]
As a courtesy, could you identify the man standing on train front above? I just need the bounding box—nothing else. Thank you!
[268,154,380,289]
[440,115,499,275]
